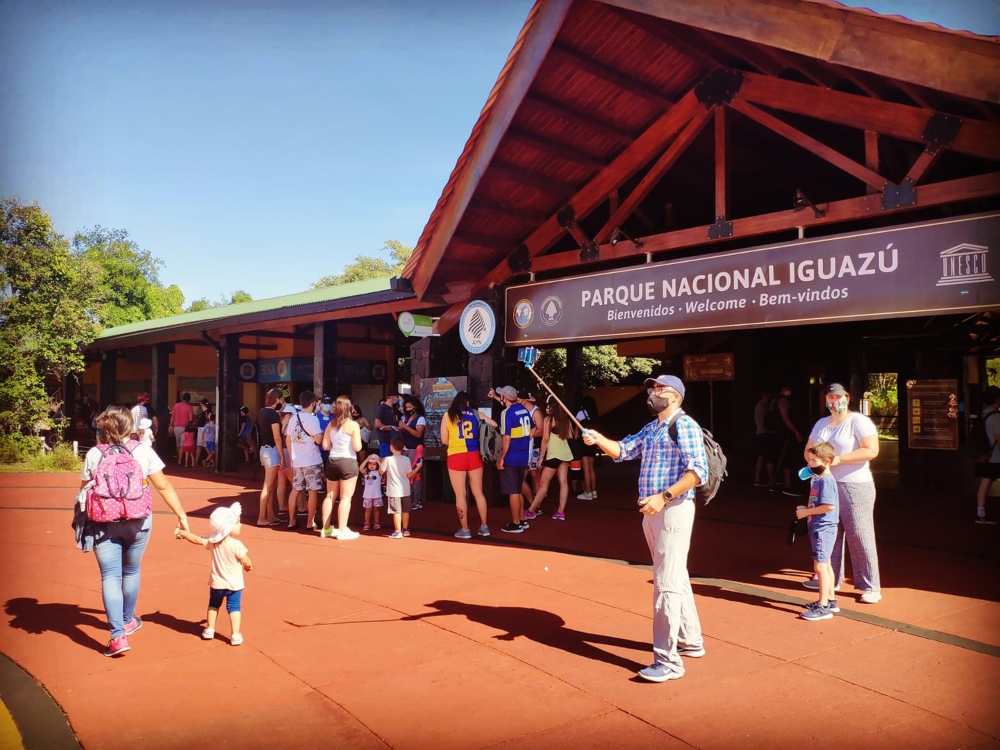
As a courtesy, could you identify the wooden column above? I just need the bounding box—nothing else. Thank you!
[217,334,241,474]
[61,374,76,442]
[314,321,339,398]
[715,105,729,219]
[99,351,117,409]
[151,343,170,456]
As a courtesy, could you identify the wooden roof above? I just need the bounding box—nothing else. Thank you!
[402,0,1000,333]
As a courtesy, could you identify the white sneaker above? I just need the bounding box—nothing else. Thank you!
[337,529,360,541]
[576,491,593,500]
[859,590,882,604]
[230,633,244,646]
[802,579,840,592]
[201,628,215,640]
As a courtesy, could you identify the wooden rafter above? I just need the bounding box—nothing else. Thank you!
[737,72,1000,162]
[549,42,675,109]
[715,106,728,219]
[505,126,606,168]
[468,196,549,224]
[605,9,722,73]
[488,160,578,195]
[864,130,879,195]
[905,149,942,185]
[451,230,510,252]
[525,92,635,145]
[729,98,887,190]
[530,171,1000,274]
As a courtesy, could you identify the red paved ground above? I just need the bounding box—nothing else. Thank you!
[1,463,998,748]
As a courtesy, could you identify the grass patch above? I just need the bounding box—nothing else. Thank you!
[0,444,83,473]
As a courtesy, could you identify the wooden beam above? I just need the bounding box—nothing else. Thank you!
[595,105,712,243]
[469,196,549,224]
[525,92,636,145]
[738,71,1000,162]
[864,130,879,195]
[606,9,723,72]
[489,160,577,194]
[715,106,728,219]
[549,42,675,109]
[598,0,1000,104]
[505,126,607,168]
[530,171,1000,273]
[451,229,511,252]
[407,0,573,298]
[905,149,942,185]
[729,98,887,190]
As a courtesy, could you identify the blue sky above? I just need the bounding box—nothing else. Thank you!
[1,0,997,306]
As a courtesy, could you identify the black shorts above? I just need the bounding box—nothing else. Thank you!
[754,433,779,461]
[542,457,567,470]
[974,461,1000,480]
[499,464,526,495]
[325,457,359,481]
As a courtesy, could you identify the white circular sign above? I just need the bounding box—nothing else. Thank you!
[398,312,416,335]
[459,301,496,354]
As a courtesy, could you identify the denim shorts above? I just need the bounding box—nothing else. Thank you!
[810,526,837,564]
[259,445,280,468]
[208,588,243,613]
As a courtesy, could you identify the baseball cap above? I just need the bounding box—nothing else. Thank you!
[517,389,536,402]
[644,375,686,399]
[200,398,210,405]
[825,383,848,396]
[207,503,242,544]
[321,395,333,404]
[137,393,150,403]
[497,385,518,401]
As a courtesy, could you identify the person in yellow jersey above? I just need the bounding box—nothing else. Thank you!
[441,391,495,539]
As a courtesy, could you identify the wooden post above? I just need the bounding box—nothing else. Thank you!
[151,343,170,456]
[99,351,117,409]
[715,106,729,219]
[217,334,241,473]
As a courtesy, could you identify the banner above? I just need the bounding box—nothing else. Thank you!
[506,212,1000,345]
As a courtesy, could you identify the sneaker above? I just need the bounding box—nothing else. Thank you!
[576,491,593,500]
[859,590,882,604]
[523,509,539,520]
[802,579,841,592]
[103,635,130,657]
[123,617,142,635]
[782,488,802,497]
[362,523,371,531]
[477,525,490,537]
[337,529,360,541]
[501,522,524,534]
[752,482,768,488]
[637,662,682,683]
[320,527,338,538]
[402,529,411,537]
[230,633,244,646]
[388,530,404,539]
[678,645,706,658]
[454,528,472,539]
[590,491,597,499]
[551,512,566,521]
[411,502,423,510]
[374,523,381,530]
[975,515,998,524]
[800,602,833,621]
[201,628,215,640]
[519,520,530,530]
[827,599,840,613]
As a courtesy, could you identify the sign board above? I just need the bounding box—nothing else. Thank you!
[239,358,386,384]
[905,379,959,450]
[506,212,1000,345]
[416,376,468,460]
[683,353,734,381]
[398,312,434,338]
[459,301,497,354]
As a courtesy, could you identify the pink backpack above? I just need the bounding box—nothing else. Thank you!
[86,441,153,522]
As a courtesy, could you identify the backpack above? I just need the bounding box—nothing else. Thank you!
[667,413,728,506]
[86,441,153,522]
[479,420,503,464]
[967,410,998,461]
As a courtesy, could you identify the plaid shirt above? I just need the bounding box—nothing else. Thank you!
[615,410,708,501]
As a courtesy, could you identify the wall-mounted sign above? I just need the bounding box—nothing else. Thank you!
[506,212,1000,345]
[683,353,734,381]
[459,300,496,354]
[398,312,435,338]
[242,358,312,383]
[906,379,959,450]
[338,359,389,384]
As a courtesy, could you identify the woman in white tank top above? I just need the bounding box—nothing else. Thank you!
[320,396,363,540]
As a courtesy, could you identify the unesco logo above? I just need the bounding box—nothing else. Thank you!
[539,295,563,326]
[513,299,533,329]
[239,362,257,381]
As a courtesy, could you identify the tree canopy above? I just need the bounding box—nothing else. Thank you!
[533,345,659,390]
[186,289,253,312]
[311,239,412,288]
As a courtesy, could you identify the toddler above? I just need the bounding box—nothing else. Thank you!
[181,420,197,467]
[176,502,253,645]
[361,454,384,531]
[203,414,216,467]
[380,435,416,539]
[136,417,154,447]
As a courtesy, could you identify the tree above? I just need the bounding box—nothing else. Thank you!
[71,226,185,327]
[185,290,254,313]
[311,240,413,288]
[533,345,659,390]
[0,198,101,445]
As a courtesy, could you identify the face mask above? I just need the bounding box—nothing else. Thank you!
[798,465,825,481]
[827,398,847,414]
[321,404,332,413]
[405,408,414,414]
[646,393,670,415]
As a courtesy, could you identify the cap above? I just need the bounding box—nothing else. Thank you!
[137,393,150,403]
[321,395,333,404]
[517,389,536,402]
[497,385,519,401]
[282,403,297,414]
[199,398,210,405]
[207,502,242,544]
[825,383,848,396]
[644,375,686,399]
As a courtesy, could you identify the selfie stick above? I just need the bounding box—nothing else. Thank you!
[517,347,588,435]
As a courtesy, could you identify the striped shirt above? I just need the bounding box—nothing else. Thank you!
[616,410,708,501]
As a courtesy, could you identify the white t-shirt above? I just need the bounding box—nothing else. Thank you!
[380,454,411,499]
[285,411,322,468]
[363,468,382,499]
[81,442,165,482]
[130,404,148,426]
[808,412,878,484]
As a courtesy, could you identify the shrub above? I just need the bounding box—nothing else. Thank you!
[0,433,38,464]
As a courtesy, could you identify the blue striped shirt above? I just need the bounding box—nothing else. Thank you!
[615,411,708,501]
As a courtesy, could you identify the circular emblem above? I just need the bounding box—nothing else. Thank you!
[277,359,288,380]
[239,362,257,381]
[398,312,416,336]
[371,362,387,383]
[539,295,563,326]
[459,300,496,354]
[513,299,534,329]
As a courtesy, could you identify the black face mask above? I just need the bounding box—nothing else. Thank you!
[646,394,671,415]
[809,464,825,476]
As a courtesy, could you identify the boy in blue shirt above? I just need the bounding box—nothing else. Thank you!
[795,441,839,621]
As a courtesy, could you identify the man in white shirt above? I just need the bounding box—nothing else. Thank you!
[284,390,324,530]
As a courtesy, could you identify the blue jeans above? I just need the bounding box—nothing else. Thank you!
[93,519,151,638]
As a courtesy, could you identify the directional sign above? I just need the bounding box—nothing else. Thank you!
[398,312,435,338]
[683,353,735,382]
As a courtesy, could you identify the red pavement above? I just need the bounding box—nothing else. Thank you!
[1,463,998,748]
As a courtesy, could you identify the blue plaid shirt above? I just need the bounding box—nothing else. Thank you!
[615,410,708,501]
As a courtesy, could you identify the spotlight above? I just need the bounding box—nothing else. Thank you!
[792,189,825,218]
[610,227,643,249]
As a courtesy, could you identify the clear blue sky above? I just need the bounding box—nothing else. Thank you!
[1,0,997,306]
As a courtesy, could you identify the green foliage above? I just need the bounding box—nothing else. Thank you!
[1,197,101,445]
[71,226,184,327]
[866,372,898,415]
[987,358,1000,389]
[311,239,413,288]
[0,433,39,464]
[0,442,83,473]
[533,345,659,390]
[185,289,254,313]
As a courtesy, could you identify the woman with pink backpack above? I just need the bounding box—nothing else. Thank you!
[78,405,190,657]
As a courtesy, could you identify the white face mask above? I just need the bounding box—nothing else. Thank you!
[321,404,332,413]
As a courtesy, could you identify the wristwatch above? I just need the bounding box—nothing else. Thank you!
[661,489,673,502]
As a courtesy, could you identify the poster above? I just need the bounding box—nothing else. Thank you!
[905,379,959,450]
[417,376,467,460]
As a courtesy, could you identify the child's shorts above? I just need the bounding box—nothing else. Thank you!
[387,496,412,515]
[208,587,243,614]
[206,440,216,453]
[363,495,384,509]
[293,464,324,491]
[182,445,195,454]
[810,526,837,564]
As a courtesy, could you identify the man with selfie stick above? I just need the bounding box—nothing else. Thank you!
[582,374,708,683]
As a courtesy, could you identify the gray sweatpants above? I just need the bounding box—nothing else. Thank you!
[831,480,881,593]
[642,497,703,674]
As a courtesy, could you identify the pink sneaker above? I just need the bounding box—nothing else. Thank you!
[362,523,371,531]
[551,512,566,521]
[103,635,130,657]
[123,617,142,635]
[523,510,539,520]
[374,523,381,530]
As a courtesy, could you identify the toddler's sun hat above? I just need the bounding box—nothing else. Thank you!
[207,502,242,543]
